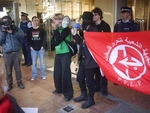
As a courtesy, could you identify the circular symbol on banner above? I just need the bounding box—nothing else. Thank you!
[109,45,146,81]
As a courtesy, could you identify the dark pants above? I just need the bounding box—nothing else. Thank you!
[76,62,87,92]
[3,52,22,85]
[95,68,108,91]
[21,38,32,64]
[85,68,97,97]
[53,53,73,98]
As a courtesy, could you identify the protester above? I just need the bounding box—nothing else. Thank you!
[27,16,47,80]
[0,64,25,113]
[0,16,25,91]
[18,12,32,66]
[114,6,139,32]
[92,7,111,96]
[71,11,99,109]
[51,13,73,102]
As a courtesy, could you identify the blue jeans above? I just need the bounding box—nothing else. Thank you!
[31,49,45,78]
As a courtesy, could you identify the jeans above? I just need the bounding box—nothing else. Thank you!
[31,49,45,78]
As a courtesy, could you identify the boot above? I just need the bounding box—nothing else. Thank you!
[81,95,95,109]
[17,81,25,89]
[73,91,87,102]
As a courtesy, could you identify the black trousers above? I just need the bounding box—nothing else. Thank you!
[85,68,98,97]
[53,53,73,98]
[95,68,108,91]
[76,62,87,92]
[3,52,22,85]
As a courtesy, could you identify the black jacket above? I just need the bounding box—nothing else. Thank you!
[7,94,25,113]
[73,25,99,69]
[114,19,139,32]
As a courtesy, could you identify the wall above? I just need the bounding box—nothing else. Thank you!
[94,0,127,31]
[114,0,126,22]
[79,0,94,12]
[94,0,114,31]
[16,0,37,20]
[25,0,37,20]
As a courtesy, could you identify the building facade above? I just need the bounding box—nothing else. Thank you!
[0,0,150,71]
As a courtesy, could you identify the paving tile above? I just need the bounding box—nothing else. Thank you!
[0,58,148,112]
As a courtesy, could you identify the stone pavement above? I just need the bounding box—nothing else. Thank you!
[0,58,149,113]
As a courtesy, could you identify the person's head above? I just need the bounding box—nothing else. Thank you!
[32,16,39,27]
[92,7,103,22]
[21,12,28,21]
[2,16,12,22]
[52,13,64,27]
[0,65,7,100]
[120,6,131,20]
[82,11,94,30]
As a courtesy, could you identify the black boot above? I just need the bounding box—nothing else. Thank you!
[73,91,87,102]
[81,95,95,109]
[17,81,25,89]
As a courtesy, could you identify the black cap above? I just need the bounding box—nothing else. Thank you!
[21,12,28,17]
[120,6,131,13]
[82,11,93,21]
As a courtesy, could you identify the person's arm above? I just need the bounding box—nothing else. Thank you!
[114,23,118,32]
[73,34,83,44]
[133,23,139,31]
[51,27,70,47]
[104,24,111,32]
[26,28,32,47]
[27,22,32,28]
[71,28,83,44]
[0,31,7,45]
[41,28,47,49]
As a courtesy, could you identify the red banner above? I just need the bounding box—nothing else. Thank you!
[84,31,150,95]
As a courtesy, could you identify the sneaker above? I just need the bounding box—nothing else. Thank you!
[31,78,36,81]
[42,76,46,80]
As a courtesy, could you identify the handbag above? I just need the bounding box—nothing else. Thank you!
[64,40,77,56]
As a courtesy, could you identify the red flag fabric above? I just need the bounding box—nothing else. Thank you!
[84,31,150,95]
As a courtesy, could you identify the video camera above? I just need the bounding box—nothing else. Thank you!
[0,20,16,31]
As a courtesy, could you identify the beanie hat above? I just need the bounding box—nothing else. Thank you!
[82,11,93,21]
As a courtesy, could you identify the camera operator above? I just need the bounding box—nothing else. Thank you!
[0,16,25,91]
